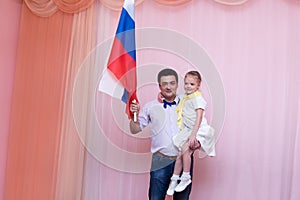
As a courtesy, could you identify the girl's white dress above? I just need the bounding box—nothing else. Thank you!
[173,94,216,157]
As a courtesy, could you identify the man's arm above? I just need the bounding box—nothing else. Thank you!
[130,120,141,134]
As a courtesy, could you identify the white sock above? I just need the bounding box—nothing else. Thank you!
[181,172,190,179]
[171,174,180,181]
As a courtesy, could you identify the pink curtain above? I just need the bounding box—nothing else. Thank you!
[4,3,74,199]
[0,0,22,198]
[2,0,300,200]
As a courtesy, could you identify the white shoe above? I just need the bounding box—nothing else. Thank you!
[174,178,191,192]
[166,181,178,196]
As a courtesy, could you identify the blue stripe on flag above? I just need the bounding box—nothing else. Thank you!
[116,8,134,33]
[121,89,129,103]
[115,8,136,61]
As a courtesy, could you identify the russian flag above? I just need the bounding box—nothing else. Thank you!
[98,0,138,119]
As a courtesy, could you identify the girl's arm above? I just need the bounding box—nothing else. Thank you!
[188,108,203,149]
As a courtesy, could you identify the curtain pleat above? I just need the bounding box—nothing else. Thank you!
[76,3,152,199]
[24,0,58,17]
[23,0,250,16]
[4,3,73,199]
[54,3,97,200]
[99,0,145,10]
[54,0,95,13]
[213,0,249,5]
[153,0,192,5]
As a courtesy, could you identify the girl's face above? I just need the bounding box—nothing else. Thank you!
[184,75,200,95]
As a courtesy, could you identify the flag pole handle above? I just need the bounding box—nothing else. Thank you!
[133,112,137,122]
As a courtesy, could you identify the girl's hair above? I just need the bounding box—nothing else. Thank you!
[185,71,202,83]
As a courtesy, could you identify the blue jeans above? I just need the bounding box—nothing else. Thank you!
[148,153,194,200]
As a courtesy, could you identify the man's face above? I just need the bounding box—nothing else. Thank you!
[159,75,178,101]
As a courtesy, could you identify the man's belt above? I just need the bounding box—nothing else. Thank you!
[155,151,177,160]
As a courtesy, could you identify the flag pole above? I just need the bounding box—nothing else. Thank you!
[132,99,137,122]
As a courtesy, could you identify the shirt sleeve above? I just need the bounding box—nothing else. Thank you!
[138,103,150,130]
[193,95,207,110]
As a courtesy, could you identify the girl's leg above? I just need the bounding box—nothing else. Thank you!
[173,153,194,200]
[182,147,193,173]
[167,153,182,196]
[175,143,193,192]
[173,153,183,175]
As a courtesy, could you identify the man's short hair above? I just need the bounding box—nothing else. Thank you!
[157,68,178,83]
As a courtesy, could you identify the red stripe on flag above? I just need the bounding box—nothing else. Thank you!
[107,36,138,119]
[107,37,137,94]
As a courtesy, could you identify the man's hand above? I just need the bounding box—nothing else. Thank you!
[129,101,141,134]
[130,100,140,115]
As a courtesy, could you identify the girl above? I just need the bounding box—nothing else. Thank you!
[167,71,215,195]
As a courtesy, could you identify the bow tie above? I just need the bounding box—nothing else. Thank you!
[163,99,176,109]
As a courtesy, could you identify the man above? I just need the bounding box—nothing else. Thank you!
[129,68,199,200]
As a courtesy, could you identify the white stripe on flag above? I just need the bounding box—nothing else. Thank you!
[124,0,135,20]
[98,69,124,99]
